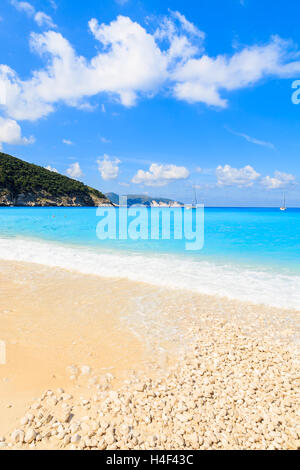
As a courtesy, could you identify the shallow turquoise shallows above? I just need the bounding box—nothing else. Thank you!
[0,207,299,309]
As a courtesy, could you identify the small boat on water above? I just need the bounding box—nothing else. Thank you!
[187,186,198,210]
[280,193,287,211]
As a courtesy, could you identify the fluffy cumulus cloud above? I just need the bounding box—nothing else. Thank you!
[132,163,190,186]
[97,154,120,180]
[261,171,296,189]
[0,16,169,122]
[87,16,168,107]
[45,165,58,173]
[0,117,34,150]
[1,13,300,127]
[172,36,300,107]
[215,165,296,189]
[216,164,260,187]
[66,162,83,179]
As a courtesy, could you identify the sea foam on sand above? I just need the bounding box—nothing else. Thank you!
[0,237,299,309]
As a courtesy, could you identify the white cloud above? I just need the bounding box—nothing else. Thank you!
[76,102,97,111]
[66,162,83,179]
[262,171,296,189]
[88,16,168,106]
[216,164,260,187]
[0,116,34,149]
[11,1,56,29]
[0,16,169,121]
[132,163,190,187]
[155,11,204,63]
[215,165,296,189]
[45,165,58,172]
[97,154,120,180]
[170,11,205,39]
[34,12,56,29]
[1,13,300,125]
[10,1,35,16]
[172,35,300,106]
[226,127,275,149]
[62,139,73,145]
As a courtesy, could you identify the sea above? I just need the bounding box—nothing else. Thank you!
[0,207,299,309]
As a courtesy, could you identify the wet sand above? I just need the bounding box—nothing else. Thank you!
[0,260,191,437]
[0,260,299,449]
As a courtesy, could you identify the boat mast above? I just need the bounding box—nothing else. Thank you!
[193,186,197,206]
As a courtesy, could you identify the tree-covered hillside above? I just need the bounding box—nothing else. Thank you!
[0,152,109,206]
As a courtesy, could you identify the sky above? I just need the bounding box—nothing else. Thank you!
[1,0,300,206]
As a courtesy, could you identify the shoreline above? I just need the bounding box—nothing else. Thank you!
[0,259,299,450]
[0,236,300,310]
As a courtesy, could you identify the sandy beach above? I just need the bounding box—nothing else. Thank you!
[2,0,300,452]
[0,259,299,450]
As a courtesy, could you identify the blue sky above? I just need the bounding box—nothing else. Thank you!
[1,0,300,206]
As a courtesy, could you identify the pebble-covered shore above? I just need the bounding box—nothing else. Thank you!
[2,320,299,450]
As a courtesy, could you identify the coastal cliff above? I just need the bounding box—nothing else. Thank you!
[0,152,112,207]
[105,192,183,207]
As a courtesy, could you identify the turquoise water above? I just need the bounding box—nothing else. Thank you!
[0,207,299,272]
[0,207,299,308]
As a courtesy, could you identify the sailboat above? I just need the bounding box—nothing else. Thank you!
[187,186,198,209]
[280,193,287,211]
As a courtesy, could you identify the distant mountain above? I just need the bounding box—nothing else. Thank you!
[105,192,121,205]
[0,152,111,207]
[105,192,183,207]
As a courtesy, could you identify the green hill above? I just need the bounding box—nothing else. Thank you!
[0,152,111,207]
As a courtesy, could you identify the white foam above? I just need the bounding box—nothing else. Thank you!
[0,237,299,310]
